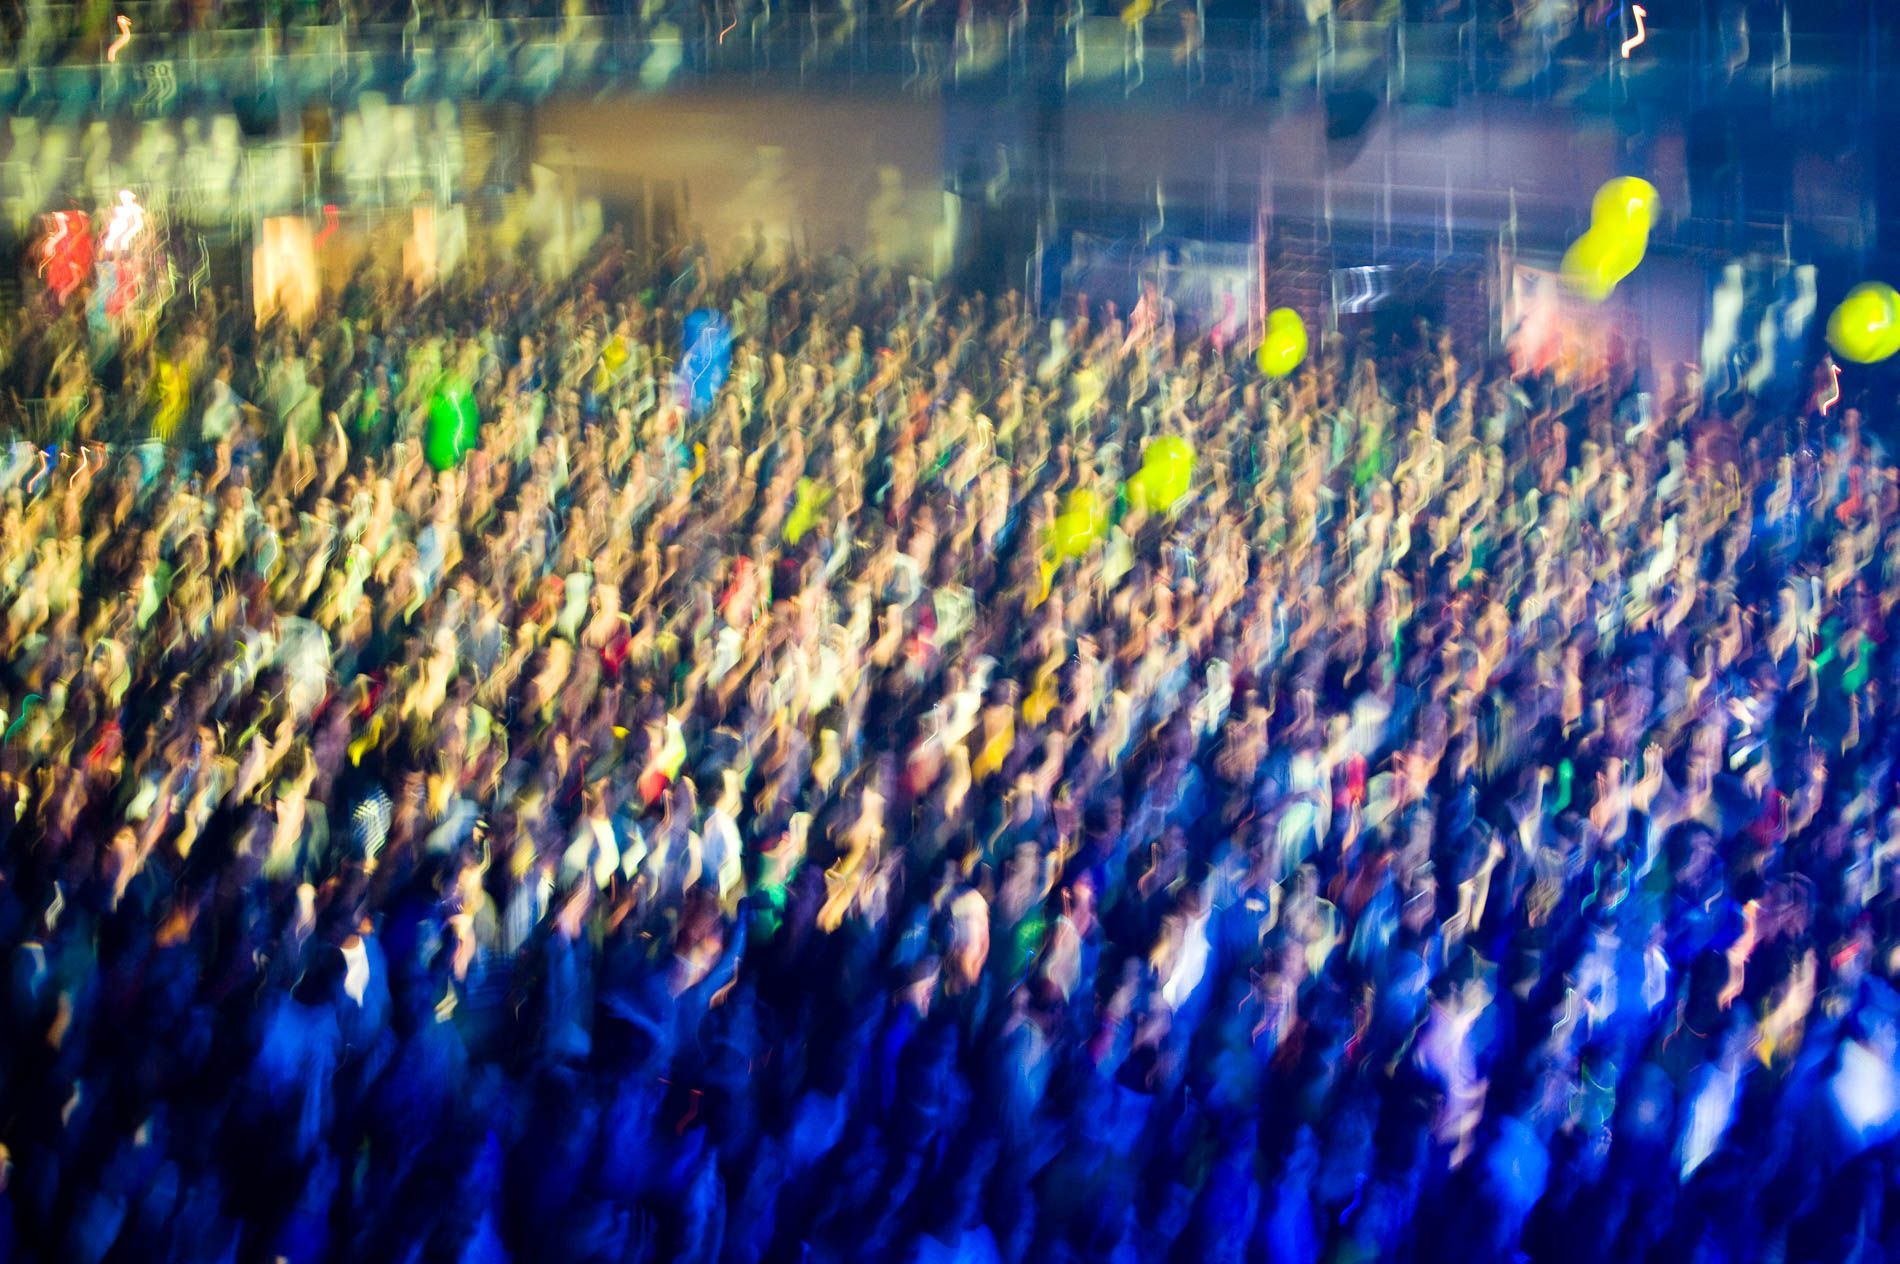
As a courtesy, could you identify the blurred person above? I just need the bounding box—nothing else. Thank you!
[0,228,1891,1264]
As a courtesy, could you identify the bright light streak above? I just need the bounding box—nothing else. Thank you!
[316,204,340,248]
[190,235,209,303]
[1831,1039,1899,1149]
[1620,5,1647,59]
[106,14,132,63]
[102,190,145,256]
[38,213,70,276]
[1820,360,1842,416]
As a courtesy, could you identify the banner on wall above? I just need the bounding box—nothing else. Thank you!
[1506,261,1629,381]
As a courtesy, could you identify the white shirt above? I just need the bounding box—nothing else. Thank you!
[1161,910,1212,1011]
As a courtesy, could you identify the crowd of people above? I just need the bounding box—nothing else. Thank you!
[0,0,1794,81]
[0,230,1894,1264]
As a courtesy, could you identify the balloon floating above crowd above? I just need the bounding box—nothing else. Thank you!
[1562,176,1658,303]
[1826,282,1900,365]
[678,309,733,418]
[784,477,834,546]
[1127,434,1195,515]
[1257,307,1308,379]
[1049,488,1107,559]
[1592,176,1659,237]
[425,378,481,471]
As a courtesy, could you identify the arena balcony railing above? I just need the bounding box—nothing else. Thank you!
[0,1,1887,118]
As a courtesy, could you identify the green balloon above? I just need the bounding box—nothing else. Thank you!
[425,379,481,471]
[452,390,480,456]
[426,397,465,470]
[424,420,461,471]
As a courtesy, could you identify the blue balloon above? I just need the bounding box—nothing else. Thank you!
[678,309,732,418]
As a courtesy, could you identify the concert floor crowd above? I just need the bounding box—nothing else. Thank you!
[0,239,1894,1263]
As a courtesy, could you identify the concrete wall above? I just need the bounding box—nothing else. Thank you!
[1055,101,1688,243]
[537,90,955,277]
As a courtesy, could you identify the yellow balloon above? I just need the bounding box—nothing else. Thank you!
[1604,226,1647,284]
[1124,466,1161,514]
[1561,227,1645,303]
[1874,317,1900,364]
[1592,177,1659,238]
[1132,457,1192,515]
[1064,488,1104,523]
[1051,512,1095,559]
[1144,435,1193,476]
[1257,307,1308,379]
[1828,283,1900,365]
[1151,463,1192,512]
[1049,488,1108,558]
[1122,438,1196,514]
[603,335,629,372]
[784,477,833,544]
[1561,237,1614,302]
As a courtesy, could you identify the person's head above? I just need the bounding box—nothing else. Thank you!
[294,943,348,1008]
